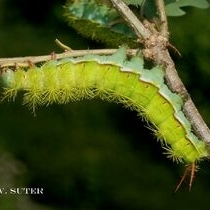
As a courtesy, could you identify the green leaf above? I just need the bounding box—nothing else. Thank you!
[64,0,137,47]
[165,3,186,16]
[165,0,209,16]
[175,0,209,8]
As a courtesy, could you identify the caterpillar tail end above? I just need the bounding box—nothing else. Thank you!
[174,162,196,192]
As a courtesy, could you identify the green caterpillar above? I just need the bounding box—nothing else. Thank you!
[64,0,138,47]
[1,48,208,190]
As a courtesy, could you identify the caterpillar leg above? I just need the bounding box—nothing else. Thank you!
[174,162,196,192]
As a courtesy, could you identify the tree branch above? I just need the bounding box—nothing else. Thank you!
[0,49,137,69]
[155,0,169,38]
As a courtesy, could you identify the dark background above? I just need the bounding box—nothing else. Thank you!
[0,0,210,209]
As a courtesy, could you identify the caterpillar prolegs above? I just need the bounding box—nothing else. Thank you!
[1,48,208,189]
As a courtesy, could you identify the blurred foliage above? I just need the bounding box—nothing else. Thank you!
[0,0,210,209]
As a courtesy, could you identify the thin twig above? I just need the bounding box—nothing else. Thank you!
[155,0,169,38]
[109,0,151,39]
[0,49,137,69]
[55,39,72,51]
